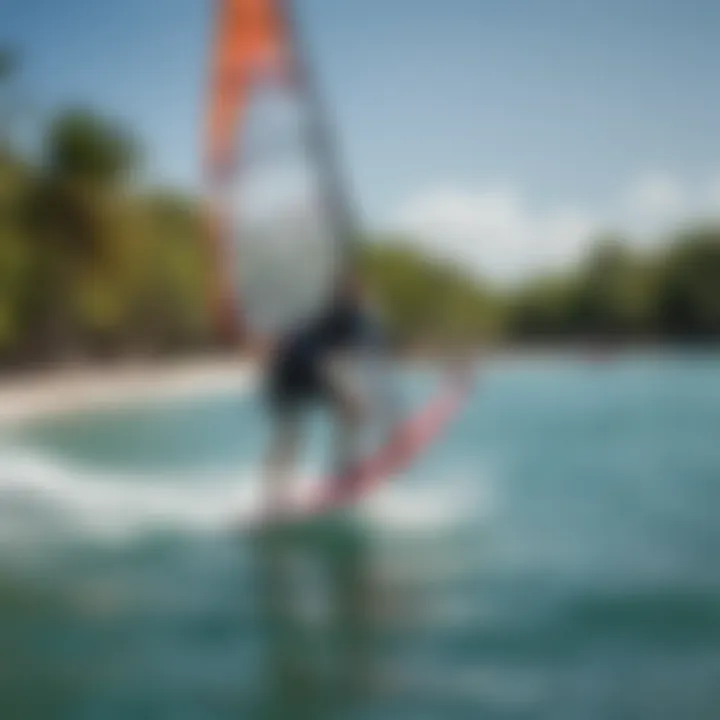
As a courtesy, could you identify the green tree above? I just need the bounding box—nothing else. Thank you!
[22,110,142,358]
[362,239,497,347]
[46,109,139,186]
[0,159,32,358]
[114,192,213,355]
[655,227,720,340]
[569,236,653,339]
[0,47,18,159]
[508,274,576,341]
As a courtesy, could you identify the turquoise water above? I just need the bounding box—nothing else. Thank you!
[1,354,720,719]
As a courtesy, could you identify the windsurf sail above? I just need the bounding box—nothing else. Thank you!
[204,1,472,513]
[205,0,356,341]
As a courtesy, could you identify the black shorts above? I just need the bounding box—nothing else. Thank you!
[266,352,332,414]
[265,303,379,414]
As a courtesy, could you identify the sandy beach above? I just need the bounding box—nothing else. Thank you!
[0,358,258,427]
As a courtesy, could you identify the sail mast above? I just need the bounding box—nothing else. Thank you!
[280,0,360,275]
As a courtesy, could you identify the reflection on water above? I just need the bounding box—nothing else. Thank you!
[0,517,474,719]
[253,521,377,719]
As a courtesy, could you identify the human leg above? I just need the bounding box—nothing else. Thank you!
[264,406,302,516]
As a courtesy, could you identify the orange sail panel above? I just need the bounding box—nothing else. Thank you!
[207,0,292,178]
[205,0,295,343]
[205,0,349,343]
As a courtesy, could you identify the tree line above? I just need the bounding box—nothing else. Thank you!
[365,225,720,350]
[0,111,214,367]
[0,62,718,368]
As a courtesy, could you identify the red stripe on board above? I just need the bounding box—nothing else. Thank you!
[312,373,472,513]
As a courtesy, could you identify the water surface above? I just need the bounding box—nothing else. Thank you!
[1,354,719,719]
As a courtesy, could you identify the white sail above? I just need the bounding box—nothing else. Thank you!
[228,78,343,336]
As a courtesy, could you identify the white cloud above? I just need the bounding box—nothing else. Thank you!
[391,172,720,280]
[394,185,596,281]
[625,173,685,218]
[618,173,689,243]
[706,176,720,212]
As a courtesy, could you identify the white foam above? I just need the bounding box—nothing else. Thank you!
[0,447,261,541]
[0,444,493,545]
[360,470,494,532]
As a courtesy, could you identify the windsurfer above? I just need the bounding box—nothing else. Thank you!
[263,272,385,514]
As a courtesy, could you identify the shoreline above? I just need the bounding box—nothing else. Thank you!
[0,344,716,428]
[0,357,258,428]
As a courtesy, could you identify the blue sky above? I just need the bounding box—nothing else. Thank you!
[4,0,720,277]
